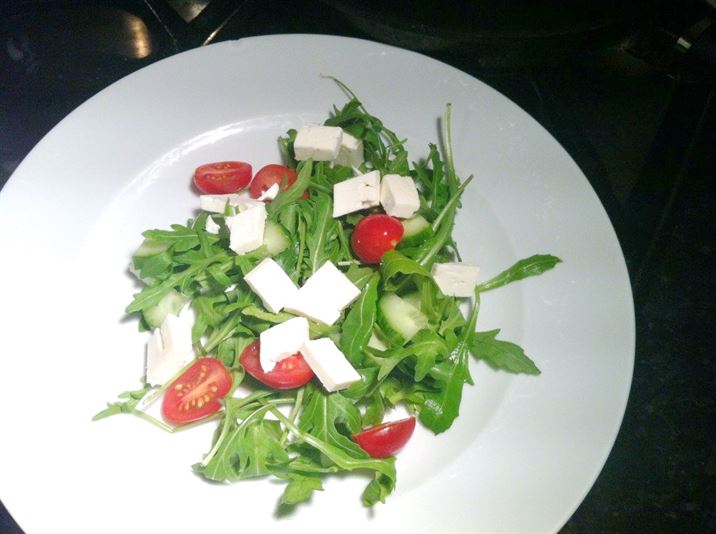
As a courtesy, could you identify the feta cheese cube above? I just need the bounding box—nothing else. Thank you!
[431,262,480,297]
[145,311,195,385]
[294,125,342,161]
[200,192,261,214]
[160,312,193,354]
[258,183,280,201]
[259,317,309,373]
[244,257,299,313]
[285,261,360,325]
[205,216,220,235]
[226,203,266,255]
[332,170,381,217]
[380,174,420,219]
[284,296,341,326]
[300,338,361,392]
[334,131,364,168]
[199,194,241,214]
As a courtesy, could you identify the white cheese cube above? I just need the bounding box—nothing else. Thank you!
[259,317,309,373]
[244,257,299,313]
[199,194,241,214]
[284,296,341,326]
[160,312,194,354]
[380,174,420,219]
[332,170,381,217]
[285,261,360,325]
[258,183,280,201]
[294,125,343,161]
[300,338,361,392]
[226,203,266,255]
[205,216,220,235]
[200,192,261,214]
[431,262,480,297]
[146,311,195,386]
[334,131,364,168]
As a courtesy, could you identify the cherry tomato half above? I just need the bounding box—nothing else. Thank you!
[249,164,300,199]
[354,416,416,458]
[351,214,404,264]
[239,340,314,390]
[161,357,232,425]
[194,161,252,194]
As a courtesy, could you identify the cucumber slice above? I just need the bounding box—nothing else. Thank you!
[401,291,421,311]
[399,215,433,247]
[143,289,189,328]
[252,220,291,258]
[377,293,428,345]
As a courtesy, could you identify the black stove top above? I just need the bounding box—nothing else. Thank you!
[1,1,715,532]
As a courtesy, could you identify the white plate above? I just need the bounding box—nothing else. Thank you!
[0,35,634,533]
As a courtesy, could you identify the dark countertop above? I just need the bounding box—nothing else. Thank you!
[1,1,715,532]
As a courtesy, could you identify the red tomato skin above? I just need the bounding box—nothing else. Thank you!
[161,357,232,425]
[351,214,404,264]
[194,161,252,194]
[239,341,314,389]
[249,164,299,199]
[354,417,417,458]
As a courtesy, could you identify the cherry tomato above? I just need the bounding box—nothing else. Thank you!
[250,164,300,199]
[193,161,252,194]
[351,214,404,264]
[239,340,314,389]
[354,417,417,458]
[161,357,232,425]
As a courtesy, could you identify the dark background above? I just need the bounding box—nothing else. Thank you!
[1,1,715,532]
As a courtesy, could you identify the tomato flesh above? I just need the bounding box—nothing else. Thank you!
[250,164,299,199]
[239,340,314,389]
[354,416,416,458]
[351,214,404,264]
[194,161,252,194]
[161,357,232,425]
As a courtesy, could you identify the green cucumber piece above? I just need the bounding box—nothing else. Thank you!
[250,220,291,258]
[143,289,189,328]
[377,292,428,345]
[402,291,422,311]
[399,215,433,248]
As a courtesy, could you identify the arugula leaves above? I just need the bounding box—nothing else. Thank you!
[477,254,562,292]
[340,274,379,366]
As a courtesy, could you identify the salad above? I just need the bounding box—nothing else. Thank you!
[95,82,560,509]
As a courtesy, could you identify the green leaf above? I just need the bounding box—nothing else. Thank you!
[476,254,562,292]
[126,255,232,314]
[269,402,396,504]
[344,264,376,289]
[278,473,324,505]
[92,385,151,420]
[362,472,396,507]
[368,329,447,382]
[340,274,379,366]
[197,409,289,482]
[136,251,172,279]
[380,249,431,290]
[268,159,313,215]
[305,193,338,275]
[408,329,450,380]
[298,386,363,456]
[414,175,473,269]
[419,291,480,433]
[142,224,201,252]
[470,329,541,375]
